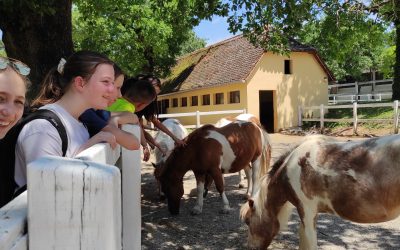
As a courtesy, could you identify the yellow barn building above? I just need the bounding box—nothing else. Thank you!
[157,34,334,132]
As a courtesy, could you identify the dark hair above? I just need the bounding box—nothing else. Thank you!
[114,63,124,78]
[135,98,158,120]
[31,51,114,109]
[121,78,156,104]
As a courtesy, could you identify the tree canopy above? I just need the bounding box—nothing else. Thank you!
[72,0,210,77]
[1,0,399,98]
[223,0,399,98]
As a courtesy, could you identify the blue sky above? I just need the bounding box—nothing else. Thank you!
[194,15,236,46]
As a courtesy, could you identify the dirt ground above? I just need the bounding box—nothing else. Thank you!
[140,133,400,250]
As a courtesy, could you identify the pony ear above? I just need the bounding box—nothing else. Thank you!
[248,198,254,208]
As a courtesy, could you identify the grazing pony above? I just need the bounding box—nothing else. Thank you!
[240,134,400,250]
[213,114,265,193]
[153,118,188,164]
[153,119,188,198]
[159,121,271,215]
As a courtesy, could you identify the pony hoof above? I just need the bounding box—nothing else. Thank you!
[203,188,209,198]
[191,208,202,215]
[219,208,231,214]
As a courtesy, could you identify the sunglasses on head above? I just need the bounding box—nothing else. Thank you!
[0,57,30,76]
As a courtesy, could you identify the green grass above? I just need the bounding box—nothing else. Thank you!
[303,104,395,131]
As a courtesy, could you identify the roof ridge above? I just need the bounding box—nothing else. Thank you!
[176,34,243,61]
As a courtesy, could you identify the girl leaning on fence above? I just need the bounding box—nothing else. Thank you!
[14,50,118,188]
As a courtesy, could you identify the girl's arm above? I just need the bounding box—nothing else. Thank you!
[102,124,140,150]
[151,118,186,146]
[139,118,150,161]
[105,112,141,150]
[143,129,167,156]
[109,112,139,126]
[78,131,117,153]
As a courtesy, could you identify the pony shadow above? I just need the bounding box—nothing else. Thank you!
[274,211,400,249]
[141,170,249,249]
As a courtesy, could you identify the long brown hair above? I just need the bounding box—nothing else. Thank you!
[31,51,114,109]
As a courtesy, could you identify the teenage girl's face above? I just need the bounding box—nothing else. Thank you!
[108,74,124,106]
[84,63,115,110]
[0,67,26,139]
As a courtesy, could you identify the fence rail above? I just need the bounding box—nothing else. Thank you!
[328,79,393,104]
[299,101,400,134]
[0,124,141,250]
[158,109,247,128]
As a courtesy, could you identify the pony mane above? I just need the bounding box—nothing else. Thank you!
[251,145,299,218]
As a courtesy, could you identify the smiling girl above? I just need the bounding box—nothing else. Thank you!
[14,51,117,188]
[0,57,30,139]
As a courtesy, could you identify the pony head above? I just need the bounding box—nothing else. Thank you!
[240,181,280,249]
[158,147,185,215]
[240,149,294,249]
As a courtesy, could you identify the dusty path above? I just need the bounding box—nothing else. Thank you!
[141,134,400,249]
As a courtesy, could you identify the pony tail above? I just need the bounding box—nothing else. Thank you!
[31,67,66,110]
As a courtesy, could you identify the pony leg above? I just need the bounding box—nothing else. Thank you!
[237,170,244,188]
[244,166,252,198]
[191,180,205,215]
[299,208,318,250]
[250,157,262,197]
[212,171,231,214]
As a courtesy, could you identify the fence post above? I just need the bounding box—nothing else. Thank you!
[196,111,200,128]
[353,102,358,134]
[355,81,358,95]
[298,106,303,127]
[394,100,399,134]
[320,104,324,132]
[28,157,122,250]
[120,125,142,250]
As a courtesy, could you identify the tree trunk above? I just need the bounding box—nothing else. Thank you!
[0,0,74,99]
[392,2,400,101]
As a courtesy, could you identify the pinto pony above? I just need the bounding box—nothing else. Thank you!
[152,119,188,199]
[213,113,264,192]
[240,135,400,250]
[159,121,271,215]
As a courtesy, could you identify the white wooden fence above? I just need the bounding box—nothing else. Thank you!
[0,124,141,250]
[299,101,400,134]
[158,109,247,128]
[328,79,393,104]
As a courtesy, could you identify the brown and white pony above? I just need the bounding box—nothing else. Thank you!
[213,114,264,193]
[159,121,271,215]
[240,134,400,250]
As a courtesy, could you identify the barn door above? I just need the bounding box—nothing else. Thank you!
[259,91,274,133]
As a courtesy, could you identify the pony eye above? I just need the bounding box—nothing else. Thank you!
[245,218,250,225]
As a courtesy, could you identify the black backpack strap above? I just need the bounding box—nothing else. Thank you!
[24,109,68,156]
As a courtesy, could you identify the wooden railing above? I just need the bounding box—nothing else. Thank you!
[328,79,393,104]
[298,101,400,134]
[0,124,141,250]
[158,109,247,128]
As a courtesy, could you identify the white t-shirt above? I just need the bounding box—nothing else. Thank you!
[14,103,89,187]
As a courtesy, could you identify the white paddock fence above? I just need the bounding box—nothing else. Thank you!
[158,109,247,128]
[328,79,393,104]
[0,124,141,250]
[298,101,400,134]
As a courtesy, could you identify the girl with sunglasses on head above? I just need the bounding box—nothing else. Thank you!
[0,57,30,139]
[14,51,118,188]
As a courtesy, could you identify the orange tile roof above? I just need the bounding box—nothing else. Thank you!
[161,34,333,94]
